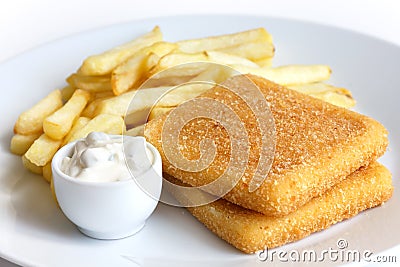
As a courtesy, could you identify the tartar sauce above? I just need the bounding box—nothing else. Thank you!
[61,132,154,182]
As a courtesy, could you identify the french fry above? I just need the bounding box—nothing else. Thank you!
[95,87,170,117]
[152,51,259,75]
[67,114,125,143]
[24,134,62,167]
[43,89,91,140]
[111,53,148,95]
[288,83,355,108]
[288,82,350,95]
[111,42,178,95]
[78,26,162,75]
[149,106,173,121]
[10,132,42,155]
[67,73,111,92]
[205,51,259,68]
[22,155,43,175]
[254,58,273,67]
[215,41,274,61]
[125,124,145,137]
[62,116,91,145]
[42,162,52,183]
[60,85,76,102]
[231,64,332,85]
[311,91,356,109]
[14,90,63,135]
[177,28,273,53]
[124,83,213,125]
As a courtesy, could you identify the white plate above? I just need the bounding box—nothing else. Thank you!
[0,15,399,267]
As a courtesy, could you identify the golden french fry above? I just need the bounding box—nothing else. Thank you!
[95,87,170,117]
[67,73,111,92]
[111,42,178,95]
[149,106,173,121]
[111,53,148,95]
[78,26,162,75]
[125,124,145,137]
[43,89,91,140]
[14,90,63,135]
[231,64,332,85]
[177,28,273,53]
[42,162,52,183]
[22,155,43,175]
[124,83,213,126]
[189,65,233,84]
[311,91,355,108]
[205,51,259,67]
[143,75,194,88]
[288,82,349,94]
[254,58,273,67]
[67,114,125,142]
[152,51,259,75]
[61,85,76,102]
[24,134,62,167]
[288,83,355,108]
[62,116,91,145]
[215,41,274,61]
[10,132,42,155]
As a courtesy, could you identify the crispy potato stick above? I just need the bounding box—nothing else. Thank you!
[124,83,213,126]
[254,58,273,67]
[111,42,177,95]
[22,155,43,175]
[149,106,173,121]
[60,85,76,102]
[288,82,351,95]
[190,65,233,84]
[10,132,42,155]
[81,96,112,118]
[177,28,273,53]
[42,162,52,183]
[67,114,125,142]
[231,64,331,85]
[158,83,214,106]
[288,83,355,108]
[311,91,356,108]
[24,134,62,166]
[143,75,195,88]
[62,116,91,145]
[205,51,259,67]
[152,51,258,75]
[111,53,148,95]
[78,26,162,75]
[95,86,171,117]
[43,89,91,140]
[125,124,145,137]
[215,41,274,61]
[67,73,111,92]
[14,90,63,135]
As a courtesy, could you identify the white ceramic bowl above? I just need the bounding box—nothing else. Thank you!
[51,135,162,240]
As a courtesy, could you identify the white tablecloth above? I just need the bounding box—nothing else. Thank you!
[1,0,399,266]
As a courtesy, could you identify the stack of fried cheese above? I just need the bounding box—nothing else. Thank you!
[144,74,393,254]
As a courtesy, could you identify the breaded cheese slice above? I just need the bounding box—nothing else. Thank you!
[145,75,388,216]
[166,162,393,253]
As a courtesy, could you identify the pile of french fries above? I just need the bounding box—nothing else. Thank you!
[10,26,356,189]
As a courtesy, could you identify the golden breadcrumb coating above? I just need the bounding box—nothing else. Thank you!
[166,162,393,253]
[145,75,388,216]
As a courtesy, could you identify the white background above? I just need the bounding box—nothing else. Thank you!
[1,0,399,266]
